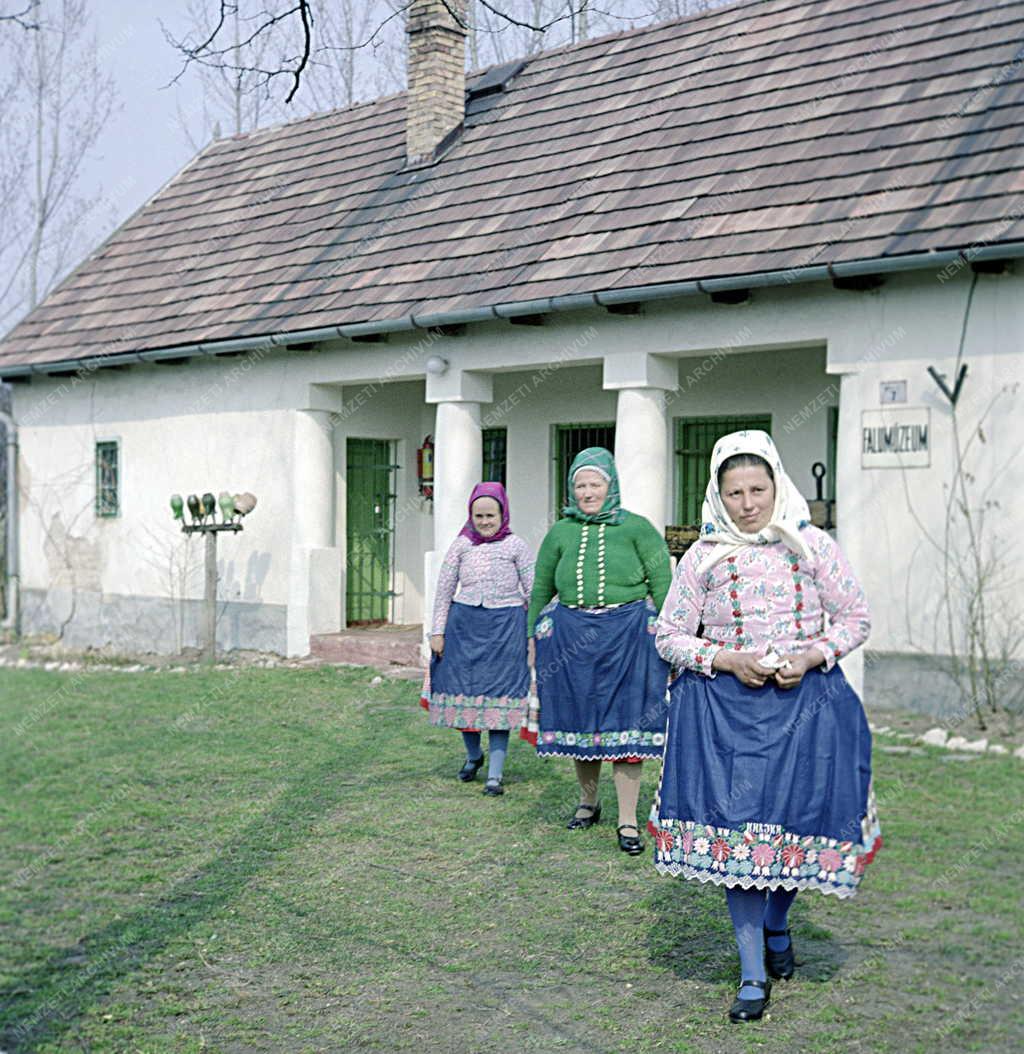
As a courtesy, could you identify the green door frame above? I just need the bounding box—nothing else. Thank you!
[345,438,398,625]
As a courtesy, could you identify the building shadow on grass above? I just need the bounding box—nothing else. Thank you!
[643,881,847,985]
[0,754,359,1052]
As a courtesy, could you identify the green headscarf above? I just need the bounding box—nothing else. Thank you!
[562,447,628,525]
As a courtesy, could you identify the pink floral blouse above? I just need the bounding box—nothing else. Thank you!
[431,534,536,635]
[655,525,870,676]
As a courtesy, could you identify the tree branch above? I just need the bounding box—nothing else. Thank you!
[162,0,618,106]
[285,0,312,102]
[0,0,40,31]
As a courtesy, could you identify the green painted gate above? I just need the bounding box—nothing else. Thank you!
[345,438,397,624]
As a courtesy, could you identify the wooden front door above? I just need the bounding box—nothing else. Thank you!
[345,438,396,624]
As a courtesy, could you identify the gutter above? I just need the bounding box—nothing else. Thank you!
[3,241,1023,378]
[0,404,17,635]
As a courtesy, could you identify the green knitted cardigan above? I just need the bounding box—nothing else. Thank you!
[527,512,672,635]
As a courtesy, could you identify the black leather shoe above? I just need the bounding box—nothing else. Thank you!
[728,979,771,1022]
[764,926,795,980]
[457,755,485,782]
[566,802,601,829]
[616,824,644,855]
[483,777,504,796]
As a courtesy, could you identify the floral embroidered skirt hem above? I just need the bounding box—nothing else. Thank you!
[649,665,881,899]
[428,602,530,732]
[533,599,670,761]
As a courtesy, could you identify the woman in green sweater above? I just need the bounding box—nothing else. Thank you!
[528,447,672,854]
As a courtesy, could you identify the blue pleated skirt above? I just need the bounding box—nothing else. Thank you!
[650,666,881,898]
[428,603,530,731]
[534,599,670,760]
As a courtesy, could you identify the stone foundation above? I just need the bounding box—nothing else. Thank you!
[20,587,286,656]
[863,650,1023,721]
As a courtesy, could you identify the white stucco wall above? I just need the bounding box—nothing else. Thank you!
[828,268,1024,659]
[8,266,1021,680]
[13,354,314,651]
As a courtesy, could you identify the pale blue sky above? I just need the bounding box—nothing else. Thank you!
[81,2,215,244]
[64,1,691,288]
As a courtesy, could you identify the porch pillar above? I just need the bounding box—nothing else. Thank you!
[832,368,865,697]
[433,401,483,551]
[604,352,677,532]
[423,368,493,636]
[287,408,341,656]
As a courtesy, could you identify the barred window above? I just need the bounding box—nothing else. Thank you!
[554,422,616,517]
[482,428,507,486]
[95,441,119,517]
[675,415,772,524]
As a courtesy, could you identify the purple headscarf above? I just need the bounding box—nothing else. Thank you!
[458,482,512,545]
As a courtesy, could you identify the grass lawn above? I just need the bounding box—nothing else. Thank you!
[1,665,1021,1053]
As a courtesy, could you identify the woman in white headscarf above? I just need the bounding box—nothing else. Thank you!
[649,431,878,1024]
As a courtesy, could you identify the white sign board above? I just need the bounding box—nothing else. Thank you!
[879,379,907,404]
[861,407,930,468]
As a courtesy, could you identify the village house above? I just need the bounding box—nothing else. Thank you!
[1,0,1022,710]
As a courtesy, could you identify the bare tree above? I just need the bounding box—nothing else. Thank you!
[933,380,1024,726]
[294,1,407,112]
[172,0,411,144]
[640,0,722,16]
[0,0,116,327]
[164,0,726,113]
[901,342,1024,728]
[174,0,294,148]
[0,0,40,30]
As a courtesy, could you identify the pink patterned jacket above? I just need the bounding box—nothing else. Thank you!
[432,534,536,636]
[655,525,870,676]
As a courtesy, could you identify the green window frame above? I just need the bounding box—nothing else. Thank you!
[674,415,772,525]
[553,422,616,518]
[482,427,507,486]
[95,441,119,518]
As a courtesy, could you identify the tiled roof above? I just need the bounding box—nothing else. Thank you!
[3,0,1023,370]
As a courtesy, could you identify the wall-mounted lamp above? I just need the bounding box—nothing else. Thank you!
[425,355,449,376]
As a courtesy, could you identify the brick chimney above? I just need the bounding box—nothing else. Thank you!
[406,0,467,164]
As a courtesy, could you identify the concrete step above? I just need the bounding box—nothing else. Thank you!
[310,625,423,668]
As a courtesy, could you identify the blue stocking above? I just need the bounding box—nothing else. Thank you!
[460,731,483,761]
[725,887,767,999]
[764,888,797,951]
[487,730,509,780]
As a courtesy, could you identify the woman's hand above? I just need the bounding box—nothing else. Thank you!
[527,638,536,668]
[429,634,445,657]
[712,649,772,688]
[774,649,824,690]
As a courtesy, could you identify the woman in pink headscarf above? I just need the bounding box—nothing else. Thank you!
[425,482,535,796]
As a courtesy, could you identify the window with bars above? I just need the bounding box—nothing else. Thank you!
[482,428,507,486]
[554,422,616,517]
[675,415,772,524]
[95,441,119,517]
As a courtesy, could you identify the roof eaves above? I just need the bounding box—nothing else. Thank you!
[5,240,1023,380]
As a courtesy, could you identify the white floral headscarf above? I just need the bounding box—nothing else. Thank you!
[698,430,811,574]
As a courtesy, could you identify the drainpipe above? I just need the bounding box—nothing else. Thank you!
[0,397,17,636]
